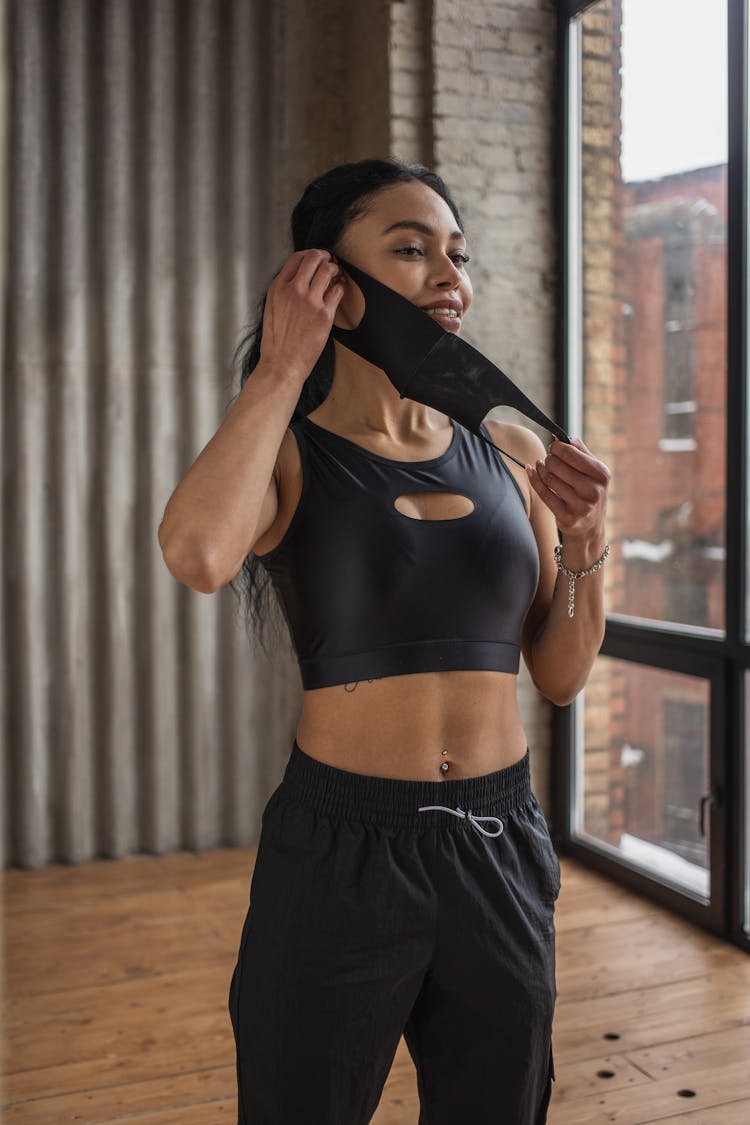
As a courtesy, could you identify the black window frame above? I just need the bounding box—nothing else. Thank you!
[553,0,749,952]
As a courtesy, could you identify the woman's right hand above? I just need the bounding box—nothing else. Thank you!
[259,249,346,384]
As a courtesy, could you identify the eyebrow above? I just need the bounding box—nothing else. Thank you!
[381,219,466,241]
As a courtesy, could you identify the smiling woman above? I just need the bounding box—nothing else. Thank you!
[379,217,471,330]
[157,156,610,1125]
[332,183,475,337]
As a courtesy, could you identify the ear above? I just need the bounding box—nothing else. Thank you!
[331,267,365,332]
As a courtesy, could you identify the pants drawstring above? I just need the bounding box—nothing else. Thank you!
[417,804,505,838]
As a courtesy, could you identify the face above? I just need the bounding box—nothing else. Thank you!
[332,180,473,335]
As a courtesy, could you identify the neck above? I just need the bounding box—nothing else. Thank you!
[320,340,445,439]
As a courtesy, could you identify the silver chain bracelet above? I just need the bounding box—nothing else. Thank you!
[553,541,610,618]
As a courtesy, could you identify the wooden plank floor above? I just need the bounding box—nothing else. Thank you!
[3,848,749,1123]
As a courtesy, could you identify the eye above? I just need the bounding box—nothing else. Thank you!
[396,245,471,265]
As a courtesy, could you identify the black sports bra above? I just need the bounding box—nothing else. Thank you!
[256,416,540,690]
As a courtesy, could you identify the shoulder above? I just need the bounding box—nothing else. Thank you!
[483,418,547,466]
[481,418,543,519]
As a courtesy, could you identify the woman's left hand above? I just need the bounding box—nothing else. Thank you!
[526,436,610,544]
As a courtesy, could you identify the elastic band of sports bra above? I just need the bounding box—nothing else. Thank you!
[416,803,505,838]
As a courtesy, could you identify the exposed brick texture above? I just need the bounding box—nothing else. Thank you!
[390,0,559,799]
[266,0,570,806]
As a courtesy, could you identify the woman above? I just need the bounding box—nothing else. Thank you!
[159,157,610,1125]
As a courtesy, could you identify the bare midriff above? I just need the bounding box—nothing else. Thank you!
[295,669,528,780]
[262,416,533,782]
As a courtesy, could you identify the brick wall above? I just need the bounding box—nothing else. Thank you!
[390,0,559,801]
[265,0,569,806]
[578,0,624,842]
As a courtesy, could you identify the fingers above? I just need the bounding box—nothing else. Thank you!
[531,460,580,507]
[547,437,611,486]
[527,433,610,535]
[274,249,312,285]
[526,463,571,522]
[528,461,575,515]
[536,451,601,504]
[311,259,345,302]
[322,276,346,307]
[276,248,336,288]
[292,249,337,291]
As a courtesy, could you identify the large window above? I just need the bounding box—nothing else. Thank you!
[558,0,747,950]
[581,657,711,897]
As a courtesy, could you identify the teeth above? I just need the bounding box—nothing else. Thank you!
[427,308,459,318]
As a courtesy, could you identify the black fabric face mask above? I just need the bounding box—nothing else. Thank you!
[329,256,571,467]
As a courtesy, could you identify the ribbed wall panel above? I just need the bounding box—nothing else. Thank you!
[2,0,552,868]
[8,0,53,868]
[2,0,314,868]
[0,0,8,872]
[57,0,93,863]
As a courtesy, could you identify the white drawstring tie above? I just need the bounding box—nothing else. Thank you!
[417,804,504,838]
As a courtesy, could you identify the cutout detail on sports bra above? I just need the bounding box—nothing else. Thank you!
[393,491,475,521]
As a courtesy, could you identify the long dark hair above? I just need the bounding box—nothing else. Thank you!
[228,157,465,657]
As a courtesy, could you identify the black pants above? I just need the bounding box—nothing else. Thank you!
[228,740,560,1124]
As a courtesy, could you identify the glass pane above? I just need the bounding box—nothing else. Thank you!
[578,0,727,629]
[579,656,710,900]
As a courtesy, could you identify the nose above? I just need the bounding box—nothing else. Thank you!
[434,256,464,289]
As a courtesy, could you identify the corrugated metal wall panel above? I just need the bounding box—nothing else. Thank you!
[2,0,309,869]
[0,0,8,874]
[7,0,54,868]
[2,0,555,869]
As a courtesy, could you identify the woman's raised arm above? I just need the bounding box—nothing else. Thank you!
[157,249,345,592]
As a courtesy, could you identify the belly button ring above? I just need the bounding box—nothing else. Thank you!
[440,761,450,772]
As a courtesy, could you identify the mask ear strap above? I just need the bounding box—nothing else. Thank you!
[476,429,529,469]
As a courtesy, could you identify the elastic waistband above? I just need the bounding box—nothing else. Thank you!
[281,740,533,832]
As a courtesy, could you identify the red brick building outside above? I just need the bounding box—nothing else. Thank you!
[579,2,725,881]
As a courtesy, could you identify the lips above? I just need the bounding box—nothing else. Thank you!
[423,306,462,331]
[420,300,463,315]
